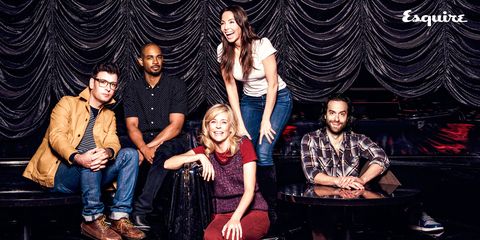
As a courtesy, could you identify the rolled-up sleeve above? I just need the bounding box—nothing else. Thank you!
[300,133,321,184]
[358,134,390,173]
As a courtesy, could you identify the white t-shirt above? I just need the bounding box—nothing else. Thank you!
[217,38,287,97]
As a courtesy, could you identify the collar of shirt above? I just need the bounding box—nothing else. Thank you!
[142,73,164,89]
[320,128,348,146]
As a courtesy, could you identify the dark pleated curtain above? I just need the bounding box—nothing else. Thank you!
[1,0,479,138]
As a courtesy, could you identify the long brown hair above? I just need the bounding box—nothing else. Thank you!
[219,5,260,81]
[200,104,241,157]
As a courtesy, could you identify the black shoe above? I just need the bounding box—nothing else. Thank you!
[131,214,151,231]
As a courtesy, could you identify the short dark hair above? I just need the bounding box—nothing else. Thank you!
[140,42,161,57]
[91,62,120,79]
[322,93,354,130]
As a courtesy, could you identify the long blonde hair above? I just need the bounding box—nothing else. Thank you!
[200,104,241,157]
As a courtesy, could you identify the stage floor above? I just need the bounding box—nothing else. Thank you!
[1,204,479,240]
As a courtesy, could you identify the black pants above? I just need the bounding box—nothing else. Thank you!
[132,134,188,216]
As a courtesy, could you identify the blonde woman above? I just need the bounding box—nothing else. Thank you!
[164,104,269,240]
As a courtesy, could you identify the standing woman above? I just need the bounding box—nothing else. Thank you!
[217,5,293,223]
[164,104,270,240]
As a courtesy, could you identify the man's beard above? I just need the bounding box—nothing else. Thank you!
[147,69,162,76]
[327,121,346,135]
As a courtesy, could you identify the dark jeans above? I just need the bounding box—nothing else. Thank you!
[132,134,188,216]
[53,148,139,221]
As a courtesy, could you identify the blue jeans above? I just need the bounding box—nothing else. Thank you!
[241,88,293,166]
[53,148,139,221]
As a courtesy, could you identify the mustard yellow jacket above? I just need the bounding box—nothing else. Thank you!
[23,88,120,188]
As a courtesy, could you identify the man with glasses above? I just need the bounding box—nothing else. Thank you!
[123,43,188,231]
[23,62,145,240]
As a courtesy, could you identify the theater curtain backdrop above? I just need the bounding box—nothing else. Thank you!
[1,0,479,138]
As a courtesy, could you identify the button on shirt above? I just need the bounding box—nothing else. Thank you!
[123,72,187,135]
[300,128,390,184]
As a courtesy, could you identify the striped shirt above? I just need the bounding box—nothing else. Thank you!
[76,107,99,153]
[300,128,390,184]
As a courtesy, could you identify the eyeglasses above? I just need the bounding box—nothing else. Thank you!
[94,78,118,90]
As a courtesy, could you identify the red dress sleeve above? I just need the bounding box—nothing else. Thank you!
[192,146,206,155]
[240,138,257,164]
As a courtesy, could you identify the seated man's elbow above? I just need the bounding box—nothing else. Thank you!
[170,121,183,136]
[384,161,391,170]
[125,125,138,138]
[174,127,182,136]
[376,161,388,170]
[305,174,315,184]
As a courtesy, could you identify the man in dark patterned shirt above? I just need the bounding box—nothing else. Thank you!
[301,94,390,189]
[124,43,188,231]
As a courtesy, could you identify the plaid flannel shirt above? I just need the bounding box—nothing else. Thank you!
[300,128,390,184]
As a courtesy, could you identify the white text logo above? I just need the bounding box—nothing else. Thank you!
[402,10,467,27]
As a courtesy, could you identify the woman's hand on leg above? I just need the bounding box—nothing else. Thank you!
[222,218,242,240]
[259,120,276,144]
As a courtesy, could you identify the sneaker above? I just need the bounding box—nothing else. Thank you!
[410,212,444,232]
[80,215,122,240]
[110,217,146,240]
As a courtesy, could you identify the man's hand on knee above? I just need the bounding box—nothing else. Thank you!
[74,149,97,168]
[74,148,109,171]
[139,145,155,164]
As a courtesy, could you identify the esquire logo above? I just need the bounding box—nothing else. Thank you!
[402,10,467,27]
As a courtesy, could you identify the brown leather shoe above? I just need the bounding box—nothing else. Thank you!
[110,217,146,240]
[80,215,122,240]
